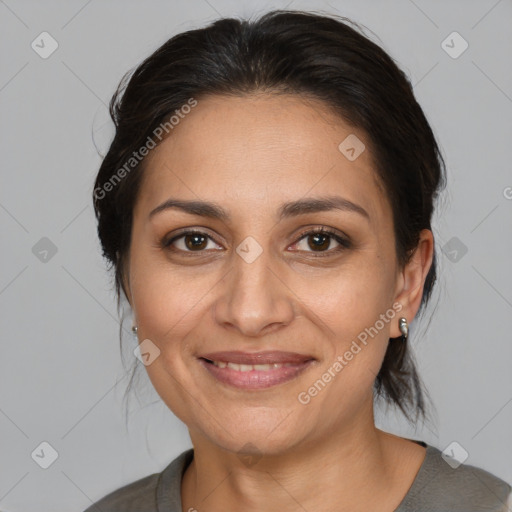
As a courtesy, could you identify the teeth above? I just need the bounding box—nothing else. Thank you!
[254,364,272,371]
[211,361,295,371]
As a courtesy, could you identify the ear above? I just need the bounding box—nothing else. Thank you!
[119,251,133,307]
[390,229,434,338]
[122,274,133,306]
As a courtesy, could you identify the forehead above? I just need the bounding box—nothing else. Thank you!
[134,93,390,226]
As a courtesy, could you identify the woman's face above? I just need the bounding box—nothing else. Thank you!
[125,93,426,455]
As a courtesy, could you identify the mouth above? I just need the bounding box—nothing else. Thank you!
[198,351,316,390]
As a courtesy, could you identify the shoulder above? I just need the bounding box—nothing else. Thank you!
[398,443,512,512]
[82,449,193,512]
[82,472,160,512]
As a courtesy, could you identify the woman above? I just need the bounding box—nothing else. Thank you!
[87,10,511,512]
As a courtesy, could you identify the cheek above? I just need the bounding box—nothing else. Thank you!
[291,258,394,335]
[129,258,214,355]
[128,262,214,424]
[293,262,395,388]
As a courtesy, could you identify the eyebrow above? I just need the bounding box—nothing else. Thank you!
[148,195,370,222]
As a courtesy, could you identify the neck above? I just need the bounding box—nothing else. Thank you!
[180,401,420,512]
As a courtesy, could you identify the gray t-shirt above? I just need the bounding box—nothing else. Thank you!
[83,442,512,511]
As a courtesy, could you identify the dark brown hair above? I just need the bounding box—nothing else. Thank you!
[93,10,446,424]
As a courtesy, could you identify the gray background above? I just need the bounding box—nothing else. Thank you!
[1,0,511,510]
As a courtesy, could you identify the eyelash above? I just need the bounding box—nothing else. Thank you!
[162,227,351,257]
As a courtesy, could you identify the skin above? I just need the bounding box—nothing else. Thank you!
[123,92,434,512]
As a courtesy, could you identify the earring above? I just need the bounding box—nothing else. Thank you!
[398,317,408,341]
[132,325,138,335]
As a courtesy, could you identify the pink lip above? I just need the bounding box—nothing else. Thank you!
[198,351,315,390]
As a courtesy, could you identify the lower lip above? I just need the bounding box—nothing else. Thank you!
[199,359,314,390]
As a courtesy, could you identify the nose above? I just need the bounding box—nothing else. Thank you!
[213,244,295,337]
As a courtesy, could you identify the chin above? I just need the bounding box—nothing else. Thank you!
[193,409,309,458]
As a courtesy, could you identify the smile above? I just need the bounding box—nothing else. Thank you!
[198,351,315,390]
[210,361,297,371]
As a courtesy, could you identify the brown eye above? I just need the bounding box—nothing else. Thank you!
[291,228,351,255]
[307,232,331,251]
[163,230,222,252]
[183,233,208,250]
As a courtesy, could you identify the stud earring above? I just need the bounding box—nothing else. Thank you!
[132,325,138,335]
[398,317,408,341]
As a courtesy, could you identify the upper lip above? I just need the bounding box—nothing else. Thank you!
[199,351,315,365]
